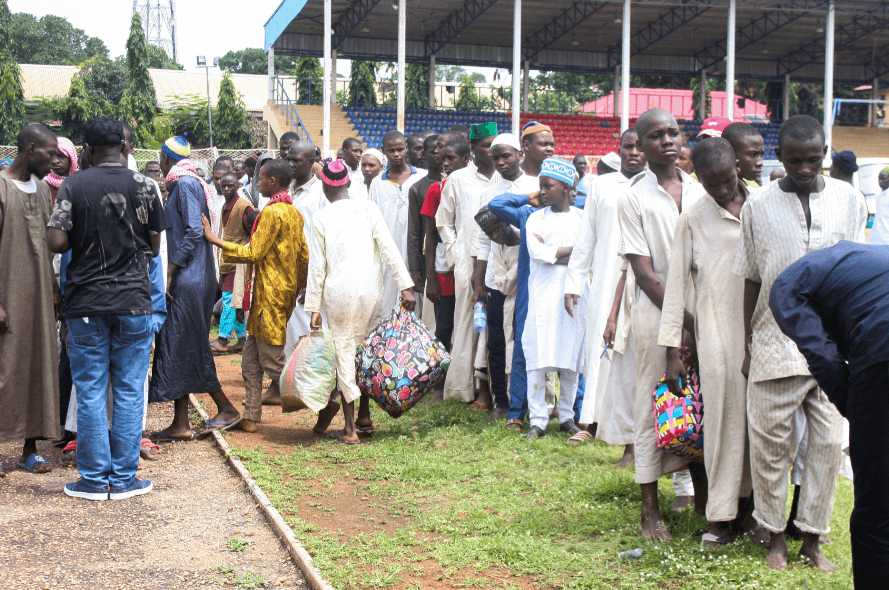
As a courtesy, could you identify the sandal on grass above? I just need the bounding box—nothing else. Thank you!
[559,420,581,437]
[139,438,160,460]
[18,453,52,474]
[329,429,360,445]
[504,419,523,432]
[468,400,491,411]
[523,426,546,439]
[701,532,733,548]
[567,430,593,445]
[356,422,375,436]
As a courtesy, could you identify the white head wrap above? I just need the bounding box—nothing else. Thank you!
[491,133,522,152]
[362,148,387,168]
[601,152,621,171]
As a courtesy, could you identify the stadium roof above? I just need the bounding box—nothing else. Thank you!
[265,0,889,84]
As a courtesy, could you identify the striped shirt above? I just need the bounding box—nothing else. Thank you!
[732,177,868,382]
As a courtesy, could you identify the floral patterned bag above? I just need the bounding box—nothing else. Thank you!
[356,307,451,418]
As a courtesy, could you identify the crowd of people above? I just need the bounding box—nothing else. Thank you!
[0,106,886,587]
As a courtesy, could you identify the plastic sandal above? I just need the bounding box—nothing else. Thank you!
[18,453,52,474]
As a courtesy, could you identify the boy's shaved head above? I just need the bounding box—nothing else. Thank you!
[778,115,825,150]
[722,123,762,149]
[691,137,736,171]
[382,130,406,145]
[444,139,471,158]
[635,108,676,139]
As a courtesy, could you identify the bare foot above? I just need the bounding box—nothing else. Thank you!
[239,419,258,433]
[312,400,341,434]
[766,532,788,571]
[427,390,444,404]
[747,524,770,548]
[672,495,694,512]
[489,407,507,421]
[639,516,673,542]
[800,533,838,572]
[207,410,240,426]
[615,444,634,469]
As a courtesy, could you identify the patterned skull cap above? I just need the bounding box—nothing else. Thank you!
[469,122,498,140]
[539,157,577,187]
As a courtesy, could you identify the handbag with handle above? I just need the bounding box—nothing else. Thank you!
[651,366,704,462]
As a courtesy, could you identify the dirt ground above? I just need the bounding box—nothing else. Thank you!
[0,400,309,590]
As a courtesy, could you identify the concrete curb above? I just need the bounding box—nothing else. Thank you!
[189,394,335,590]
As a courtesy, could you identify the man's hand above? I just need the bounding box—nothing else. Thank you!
[426,275,441,304]
[527,191,542,207]
[409,270,424,294]
[564,294,579,318]
[236,309,245,324]
[297,288,306,305]
[201,215,223,247]
[664,347,687,396]
[53,283,63,321]
[0,305,8,334]
[59,321,68,353]
[400,289,417,311]
[679,330,698,369]
[602,316,617,348]
[310,312,322,330]
[473,282,485,305]
[166,263,178,300]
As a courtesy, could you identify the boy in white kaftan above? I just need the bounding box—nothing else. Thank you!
[523,158,585,436]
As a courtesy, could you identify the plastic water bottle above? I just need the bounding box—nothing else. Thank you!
[473,301,487,333]
[619,548,644,560]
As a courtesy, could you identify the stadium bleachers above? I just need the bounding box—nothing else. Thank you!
[681,119,780,160]
[341,107,636,156]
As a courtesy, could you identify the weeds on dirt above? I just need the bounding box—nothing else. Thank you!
[215,563,267,589]
[233,399,854,589]
[226,538,249,552]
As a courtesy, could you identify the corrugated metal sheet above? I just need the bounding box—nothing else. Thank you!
[20,64,78,100]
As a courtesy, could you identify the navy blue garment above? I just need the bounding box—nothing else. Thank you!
[488,192,585,424]
[149,176,221,402]
[770,241,889,589]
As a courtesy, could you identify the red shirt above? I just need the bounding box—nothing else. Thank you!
[420,179,445,218]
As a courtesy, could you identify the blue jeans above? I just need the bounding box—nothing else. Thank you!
[67,314,153,489]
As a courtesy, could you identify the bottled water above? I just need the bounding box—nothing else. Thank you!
[473,301,486,332]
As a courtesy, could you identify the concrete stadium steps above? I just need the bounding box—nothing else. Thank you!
[264,102,363,153]
[831,126,889,158]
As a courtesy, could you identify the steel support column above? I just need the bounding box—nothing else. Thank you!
[397,0,406,133]
[512,0,521,134]
[429,54,436,110]
[824,0,835,153]
[726,0,736,120]
[783,73,791,120]
[621,0,630,132]
[323,0,331,154]
[523,60,530,113]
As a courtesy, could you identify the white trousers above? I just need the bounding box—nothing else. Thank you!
[528,368,578,430]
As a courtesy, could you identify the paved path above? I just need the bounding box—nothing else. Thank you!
[0,404,309,590]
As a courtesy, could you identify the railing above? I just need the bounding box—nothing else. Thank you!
[272,76,311,142]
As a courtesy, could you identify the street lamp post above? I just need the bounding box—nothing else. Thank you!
[197,56,218,147]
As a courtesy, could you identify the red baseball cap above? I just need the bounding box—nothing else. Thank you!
[697,116,733,138]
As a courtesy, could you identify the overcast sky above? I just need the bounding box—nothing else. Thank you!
[8,0,285,72]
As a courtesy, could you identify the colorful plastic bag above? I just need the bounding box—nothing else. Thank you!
[651,367,704,462]
[356,307,450,418]
[279,329,337,413]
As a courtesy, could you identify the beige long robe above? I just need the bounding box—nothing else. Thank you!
[0,172,59,443]
[618,169,704,485]
[658,195,752,522]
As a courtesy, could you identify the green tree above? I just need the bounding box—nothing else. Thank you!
[0,0,24,143]
[435,65,468,82]
[405,63,428,109]
[348,60,377,106]
[145,45,184,70]
[294,57,322,104]
[42,76,112,143]
[117,13,157,147]
[165,93,212,147]
[455,77,480,111]
[690,76,718,119]
[219,48,297,75]
[214,72,251,148]
[9,12,108,65]
[78,56,129,105]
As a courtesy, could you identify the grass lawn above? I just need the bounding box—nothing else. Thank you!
[231,400,854,590]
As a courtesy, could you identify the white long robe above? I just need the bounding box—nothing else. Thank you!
[285,179,328,359]
[523,206,586,372]
[368,167,422,314]
[564,171,636,424]
[304,199,413,404]
[435,164,501,401]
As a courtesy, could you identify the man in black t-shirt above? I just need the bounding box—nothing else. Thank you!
[48,117,168,501]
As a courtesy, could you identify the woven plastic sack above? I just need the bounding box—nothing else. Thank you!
[356,307,450,418]
[651,366,704,462]
[279,329,337,413]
